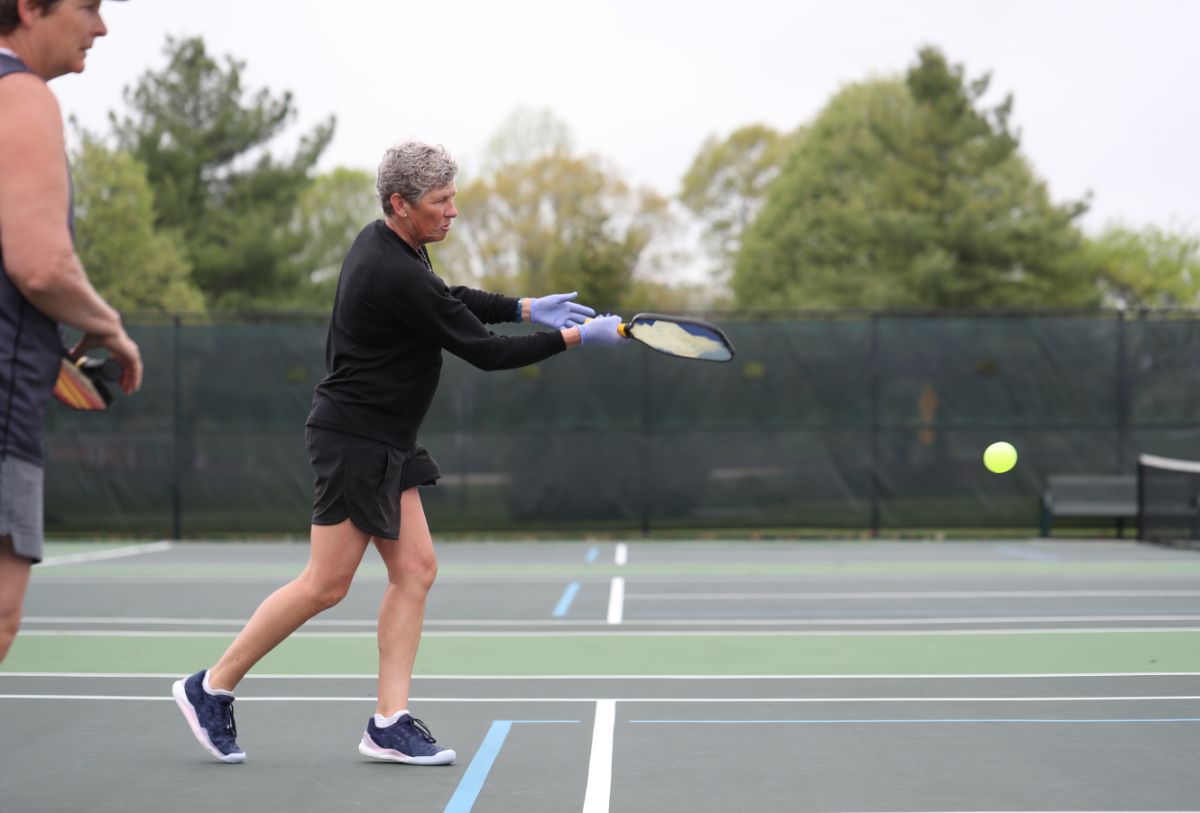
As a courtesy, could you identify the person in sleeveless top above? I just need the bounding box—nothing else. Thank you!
[0,0,140,664]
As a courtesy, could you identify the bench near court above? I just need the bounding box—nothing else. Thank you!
[1038,474,1137,537]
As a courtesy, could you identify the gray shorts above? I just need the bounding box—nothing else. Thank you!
[0,455,44,564]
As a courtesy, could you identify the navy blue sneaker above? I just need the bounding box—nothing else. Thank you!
[358,714,456,765]
[171,670,246,763]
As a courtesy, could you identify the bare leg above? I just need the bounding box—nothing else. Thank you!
[208,520,370,692]
[0,538,32,664]
[373,488,437,715]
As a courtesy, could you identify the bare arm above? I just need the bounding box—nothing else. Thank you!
[0,74,141,393]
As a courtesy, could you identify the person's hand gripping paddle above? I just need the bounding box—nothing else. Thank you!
[52,355,121,411]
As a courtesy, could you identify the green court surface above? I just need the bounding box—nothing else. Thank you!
[7,630,1200,676]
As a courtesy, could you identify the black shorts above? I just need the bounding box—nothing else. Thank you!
[306,427,440,540]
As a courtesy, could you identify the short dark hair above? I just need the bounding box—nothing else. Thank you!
[0,0,66,35]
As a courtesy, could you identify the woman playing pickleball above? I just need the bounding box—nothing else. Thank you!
[173,141,627,764]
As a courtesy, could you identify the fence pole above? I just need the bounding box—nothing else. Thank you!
[171,315,182,540]
[869,314,881,537]
[1116,309,1128,472]
[639,341,651,537]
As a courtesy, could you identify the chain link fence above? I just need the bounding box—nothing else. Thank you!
[43,310,1200,536]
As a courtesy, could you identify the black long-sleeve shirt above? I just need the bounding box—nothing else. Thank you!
[306,220,567,448]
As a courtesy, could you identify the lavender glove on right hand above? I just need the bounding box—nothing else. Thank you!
[577,314,628,347]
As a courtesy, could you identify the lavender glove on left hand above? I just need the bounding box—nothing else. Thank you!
[530,292,596,329]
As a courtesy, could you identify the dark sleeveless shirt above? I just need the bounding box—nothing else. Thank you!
[0,52,68,465]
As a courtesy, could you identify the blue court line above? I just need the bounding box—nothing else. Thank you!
[443,721,579,813]
[585,546,599,564]
[553,581,581,617]
[444,721,511,813]
[624,724,1200,729]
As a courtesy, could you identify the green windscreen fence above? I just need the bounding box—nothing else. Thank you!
[41,311,1200,536]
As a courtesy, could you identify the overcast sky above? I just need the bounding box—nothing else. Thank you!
[49,0,1200,236]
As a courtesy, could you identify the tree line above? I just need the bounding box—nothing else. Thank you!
[72,38,1199,316]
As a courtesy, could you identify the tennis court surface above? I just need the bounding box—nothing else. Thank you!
[3,538,1199,812]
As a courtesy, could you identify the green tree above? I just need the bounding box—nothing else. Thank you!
[481,106,574,171]
[1086,224,1200,307]
[436,109,675,311]
[679,124,794,270]
[541,219,637,310]
[71,136,205,314]
[284,167,379,309]
[110,36,334,309]
[734,47,1097,309]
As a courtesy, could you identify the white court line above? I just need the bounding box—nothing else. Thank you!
[20,616,661,627]
[19,615,1200,629]
[582,699,615,813]
[611,616,1200,626]
[39,541,173,567]
[17,624,1200,638]
[607,544,628,626]
[606,577,625,625]
[3,695,1199,703]
[3,671,1200,680]
[626,590,1200,600]
[23,616,279,626]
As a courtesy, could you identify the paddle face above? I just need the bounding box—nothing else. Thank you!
[52,356,118,411]
[624,313,735,362]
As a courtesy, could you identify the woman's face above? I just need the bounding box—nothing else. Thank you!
[401,183,457,245]
[34,0,109,78]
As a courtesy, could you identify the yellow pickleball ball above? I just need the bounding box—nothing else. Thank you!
[983,441,1017,473]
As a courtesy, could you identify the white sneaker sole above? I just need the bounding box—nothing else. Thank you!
[358,735,456,765]
[172,678,246,764]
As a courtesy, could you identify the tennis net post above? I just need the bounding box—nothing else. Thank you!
[1137,453,1200,550]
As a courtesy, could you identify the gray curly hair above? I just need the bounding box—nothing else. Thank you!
[376,141,458,215]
